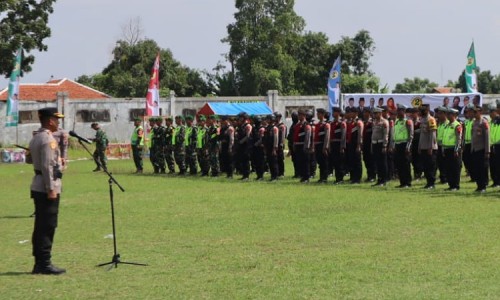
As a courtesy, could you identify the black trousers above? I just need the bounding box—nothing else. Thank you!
[221,145,233,177]
[363,143,376,180]
[266,149,279,180]
[237,148,251,178]
[252,147,266,179]
[411,142,423,178]
[372,144,387,184]
[420,150,437,187]
[277,146,285,177]
[329,142,345,182]
[32,191,59,265]
[462,144,473,180]
[490,145,500,186]
[395,143,412,186]
[346,144,362,183]
[443,148,462,189]
[315,144,329,181]
[294,146,310,181]
[437,146,447,183]
[132,145,143,171]
[472,150,489,190]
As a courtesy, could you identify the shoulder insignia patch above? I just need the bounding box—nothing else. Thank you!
[50,141,57,149]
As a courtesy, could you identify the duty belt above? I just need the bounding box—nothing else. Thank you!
[372,140,385,144]
[34,170,42,175]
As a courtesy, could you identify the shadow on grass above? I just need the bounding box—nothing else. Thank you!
[0,271,32,276]
[0,215,32,219]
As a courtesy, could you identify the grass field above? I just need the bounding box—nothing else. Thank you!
[1,151,500,299]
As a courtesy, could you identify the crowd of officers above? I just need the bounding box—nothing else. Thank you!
[129,101,500,192]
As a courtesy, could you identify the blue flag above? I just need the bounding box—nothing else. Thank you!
[327,56,341,113]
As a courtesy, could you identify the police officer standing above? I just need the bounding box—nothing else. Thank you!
[371,107,389,187]
[28,107,66,275]
[294,109,312,183]
[236,112,253,181]
[489,102,500,188]
[131,117,144,174]
[153,117,167,174]
[442,108,462,191]
[471,105,490,193]
[418,104,438,189]
[329,107,347,184]
[220,116,235,178]
[91,122,108,172]
[274,112,287,178]
[206,115,221,177]
[196,115,210,177]
[264,114,279,181]
[390,104,413,188]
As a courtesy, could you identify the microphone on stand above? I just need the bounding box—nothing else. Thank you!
[69,130,92,144]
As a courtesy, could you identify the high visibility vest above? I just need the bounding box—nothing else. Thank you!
[147,129,153,148]
[197,127,206,149]
[442,120,460,147]
[437,121,449,144]
[185,126,193,147]
[464,119,473,144]
[131,126,144,146]
[490,120,500,145]
[393,118,409,143]
[172,126,183,145]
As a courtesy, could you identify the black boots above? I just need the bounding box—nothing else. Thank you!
[32,263,66,275]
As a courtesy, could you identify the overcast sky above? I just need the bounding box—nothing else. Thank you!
[2,0,500,93]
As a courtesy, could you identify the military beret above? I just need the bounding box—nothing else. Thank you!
[38,107,64,119]
[165,116,173,121]
[372,107,384,113]
[209,115,217,120]
[396,104,407,110]
[316,108,326,114]
[148,117,156,122]
[134,117,142,122]
[198,115,206,121]
[175,115,185,120]
[185,115,194,121]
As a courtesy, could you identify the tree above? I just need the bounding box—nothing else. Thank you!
[76,39,212,97]
[223,0,305,96]
[335,30,375,76]
[455,68,500,94]
[121,16,144,46]
[392,77,439,93]
[0,0,57,77]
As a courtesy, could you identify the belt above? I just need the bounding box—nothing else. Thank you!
[34,170,42,175]
[294,142,304,145]
[395,141,407,145]
[372,140,385,144]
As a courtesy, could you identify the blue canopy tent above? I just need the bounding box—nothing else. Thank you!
[198,102,273,116]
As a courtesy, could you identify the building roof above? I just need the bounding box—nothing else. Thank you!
[432,87,454,94]
[0,78,111,102]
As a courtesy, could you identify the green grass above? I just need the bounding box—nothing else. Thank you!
[1,153,500,299]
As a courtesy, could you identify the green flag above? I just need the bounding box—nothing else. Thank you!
[465,42,477,93]
[6,48,22,127]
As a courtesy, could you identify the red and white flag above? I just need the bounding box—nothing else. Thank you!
[146,53,160,116]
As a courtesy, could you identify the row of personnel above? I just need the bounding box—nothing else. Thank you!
[125,102,500,192]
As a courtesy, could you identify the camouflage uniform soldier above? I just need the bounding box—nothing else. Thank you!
[184,115,198,175]
[147,117,157,172]
[164,117,176,174]
[196,115,210,176]
[153,117,167,173]
[173,115,187,175]
[91,122,108,172]
[206,115,220,177]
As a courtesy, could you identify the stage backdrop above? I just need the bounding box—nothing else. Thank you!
[342,93,482,111]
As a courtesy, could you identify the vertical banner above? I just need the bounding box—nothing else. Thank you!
[465,42,477,93]
[6,48,22,127]
[327,56,341,113]
[145,53,160,116]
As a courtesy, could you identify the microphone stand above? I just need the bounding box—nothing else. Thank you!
[77,139,147,270]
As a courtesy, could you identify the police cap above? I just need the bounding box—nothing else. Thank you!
[38,107,64,119]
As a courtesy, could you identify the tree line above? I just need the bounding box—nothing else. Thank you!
[2,0,500,97]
